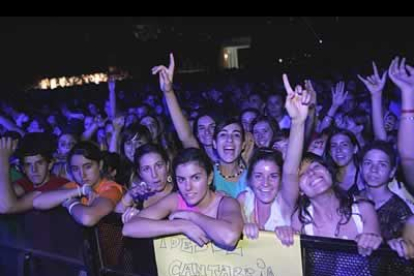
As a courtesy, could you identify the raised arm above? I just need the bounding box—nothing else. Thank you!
[316,81,348,133]
[152,54,199,149]
[82,115,107,142]
[108,76,117,120]
[81,121,99,141]
[108,116,125,153]
[304,79,318,147]
[389,57,414,193]
[280,74,310,210]
[0,137,39,214]
[358,61,388,141]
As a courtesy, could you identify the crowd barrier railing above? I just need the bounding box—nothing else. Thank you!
[1,209,413,276]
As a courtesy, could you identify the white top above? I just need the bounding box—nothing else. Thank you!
[242,187,290,231]
[303,203,363,239]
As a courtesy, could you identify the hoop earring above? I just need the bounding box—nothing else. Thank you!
[167,175,172,183]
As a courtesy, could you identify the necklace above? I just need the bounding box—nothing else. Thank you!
[215,162,245,179]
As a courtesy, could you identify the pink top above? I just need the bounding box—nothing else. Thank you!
[176,192,225,218]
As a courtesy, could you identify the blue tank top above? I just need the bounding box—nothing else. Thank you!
[213,166,248,198]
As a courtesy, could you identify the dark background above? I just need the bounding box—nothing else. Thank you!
[0,16,412,91]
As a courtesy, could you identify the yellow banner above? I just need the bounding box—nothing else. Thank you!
[154,231,302,276]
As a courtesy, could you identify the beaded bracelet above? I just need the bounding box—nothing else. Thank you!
[401,116,414,121]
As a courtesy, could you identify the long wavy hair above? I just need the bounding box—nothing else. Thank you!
[296,153,354,233]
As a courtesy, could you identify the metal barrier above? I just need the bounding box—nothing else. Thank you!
[1,210,413,276]
[301,235,414,276]
[0,208,95,276]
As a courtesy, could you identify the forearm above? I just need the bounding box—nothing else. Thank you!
[122,217,187,238]
[401,90,414,110]
[317,106,337,132]
[371,95,387,141]
[304,108,316,147]
[0,156,19,212]
[109,131,121,153]
[284,121,305,175]
[398,92,414,159]
[70,201,113,227]
[398,92,414,190]
[5,192,41,214]
[403,216,414,241]
[109,88,116,120]
[164,92,199,148]
[189,212,241,247]
[33,188,79,210]
[360,202,381,236]
[280,121,303,208]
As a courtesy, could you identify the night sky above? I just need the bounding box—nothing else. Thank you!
[0,17,412,91]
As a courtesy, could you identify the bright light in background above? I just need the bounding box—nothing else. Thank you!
[35,72,129,90]
[278,58,283,63]
[224,53,229,60]
[319,39,323,44]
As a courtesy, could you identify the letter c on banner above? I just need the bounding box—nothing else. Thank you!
[169,260,182,276]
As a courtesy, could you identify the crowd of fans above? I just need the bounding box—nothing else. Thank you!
[0,53,413,265]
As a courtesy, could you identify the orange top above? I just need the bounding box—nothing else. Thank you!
[64,179,123,206]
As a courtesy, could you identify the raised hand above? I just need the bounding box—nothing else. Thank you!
[304,79,317,108]
[331,81,348,108]
[283,74,311,123]
[152,53,175,94]
[128,181,153,200]
[0,137,18,159]
[357,61,387,96]
[388,57,414,94]
[94,115,107,128]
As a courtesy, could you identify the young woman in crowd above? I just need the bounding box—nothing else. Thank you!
[238,74,309,239]
[122,147,243,249]
[115,144,174,223]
